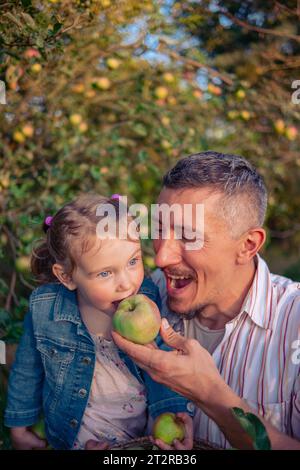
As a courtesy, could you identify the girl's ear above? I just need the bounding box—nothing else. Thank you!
[52,263,77,290]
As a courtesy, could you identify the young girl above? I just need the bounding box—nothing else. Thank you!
[5,194,194,450]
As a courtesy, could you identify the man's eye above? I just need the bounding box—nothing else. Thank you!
[97,271,111,278]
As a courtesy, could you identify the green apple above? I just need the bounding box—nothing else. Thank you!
[112,294,161,344]
[32,418,46,440]
[153,412,185,445]
[31,419,53,449]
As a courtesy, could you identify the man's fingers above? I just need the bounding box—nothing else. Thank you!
[153,438,173,450]
[173,438,193,450]
[176,412,194,444]
[160,319,188,352]
[85,439,109,450]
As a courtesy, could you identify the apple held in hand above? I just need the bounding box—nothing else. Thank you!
[31,418,52,449]
[112,294,161,344]
[32,419,46,440]
[153,412,185,446]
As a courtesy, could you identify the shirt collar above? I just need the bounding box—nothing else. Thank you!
[240,254,273,330]
[53,284,82,324]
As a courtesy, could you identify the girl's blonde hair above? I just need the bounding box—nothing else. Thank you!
[31,194,129,284]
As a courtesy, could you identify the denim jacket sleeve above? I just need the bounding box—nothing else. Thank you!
[4,300,44,427]
[138,278,195,420]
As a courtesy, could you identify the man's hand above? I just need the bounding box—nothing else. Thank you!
[85,439,110,450]
[151,412,193,450]
[112,318,223,405]
[11,426,47,450]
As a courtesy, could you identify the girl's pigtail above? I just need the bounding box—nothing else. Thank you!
[31,218,58,284]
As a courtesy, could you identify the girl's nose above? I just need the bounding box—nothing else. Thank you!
[116,272,132,292]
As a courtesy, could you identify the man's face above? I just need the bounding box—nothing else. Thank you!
[153,187,242,315]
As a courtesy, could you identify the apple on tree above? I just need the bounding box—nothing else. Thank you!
[152,412,185,446]
[112,294,161,345]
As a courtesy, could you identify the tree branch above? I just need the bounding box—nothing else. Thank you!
[221,11,300,43]
[159,39,233,86]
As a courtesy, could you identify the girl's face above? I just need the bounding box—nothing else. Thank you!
[70,236,144,316]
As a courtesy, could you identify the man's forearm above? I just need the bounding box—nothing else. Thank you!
[196,379,300,450]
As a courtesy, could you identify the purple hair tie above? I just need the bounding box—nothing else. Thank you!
[44,215,53,227]
[111,194,122,200]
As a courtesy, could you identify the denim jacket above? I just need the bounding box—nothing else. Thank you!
[4,278,194,449]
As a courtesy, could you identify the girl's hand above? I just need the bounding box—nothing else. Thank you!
[85,439,110,450]
[10,426,47,450]
[151,412,194,450]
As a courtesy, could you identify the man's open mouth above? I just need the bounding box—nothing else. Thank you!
[165,273,194,290]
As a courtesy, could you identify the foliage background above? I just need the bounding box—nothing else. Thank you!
[0,0,299,449]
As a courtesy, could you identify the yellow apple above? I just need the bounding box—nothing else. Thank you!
[236,89,246,99]
[161,139,172,150]
[274,119,285,135]
[95,77,111,90]
[161,116,170,126]
[72,83,85,94]
[155,86,168,100]
[15,256,30,272]
[69,114,82,125]
[193,90,202,99]
[31,63,42,73]
[78,122,88,133]
[107,58,120,69]
[241,110,250,120]
[163,72,175,83]
[22,125,34,138]
[13,131,25,143]
[285,126,297,141]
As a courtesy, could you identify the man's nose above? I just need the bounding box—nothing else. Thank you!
[154,239,182,268]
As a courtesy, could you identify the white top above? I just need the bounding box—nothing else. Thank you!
[184,317,225,355]
[73,334,147,449]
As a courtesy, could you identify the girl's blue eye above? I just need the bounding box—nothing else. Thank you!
[129,258,139,266]
[98,271,110,278]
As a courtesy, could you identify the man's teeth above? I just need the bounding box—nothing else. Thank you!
[168,275,192,288]
[168,275,191,279]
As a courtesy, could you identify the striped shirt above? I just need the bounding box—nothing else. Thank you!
[151,255,300,448]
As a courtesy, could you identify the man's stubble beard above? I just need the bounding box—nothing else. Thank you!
[167,297,207,320]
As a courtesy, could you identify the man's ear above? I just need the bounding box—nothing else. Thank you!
[236,227,266,265]
[52,263,77,290]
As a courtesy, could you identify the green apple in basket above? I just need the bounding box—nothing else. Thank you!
[153,412,185,445]
[31,418,52,449]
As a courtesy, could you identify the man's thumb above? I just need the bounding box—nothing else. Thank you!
[160,318,187,351]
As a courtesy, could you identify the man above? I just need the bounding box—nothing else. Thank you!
[113,151,300,450]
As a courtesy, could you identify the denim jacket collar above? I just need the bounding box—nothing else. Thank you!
[53,284,82,325]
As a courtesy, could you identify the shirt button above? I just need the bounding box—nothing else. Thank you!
[78,388,87,398]
[70,419,78,428]
[82,356,91,365]
[187,402,195,413]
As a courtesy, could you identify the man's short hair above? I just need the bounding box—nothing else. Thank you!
[162,151,268,238]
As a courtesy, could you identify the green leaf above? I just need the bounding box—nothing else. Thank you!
[21,0,32,7]
[232,407,271,450]
[52,22,63,35]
